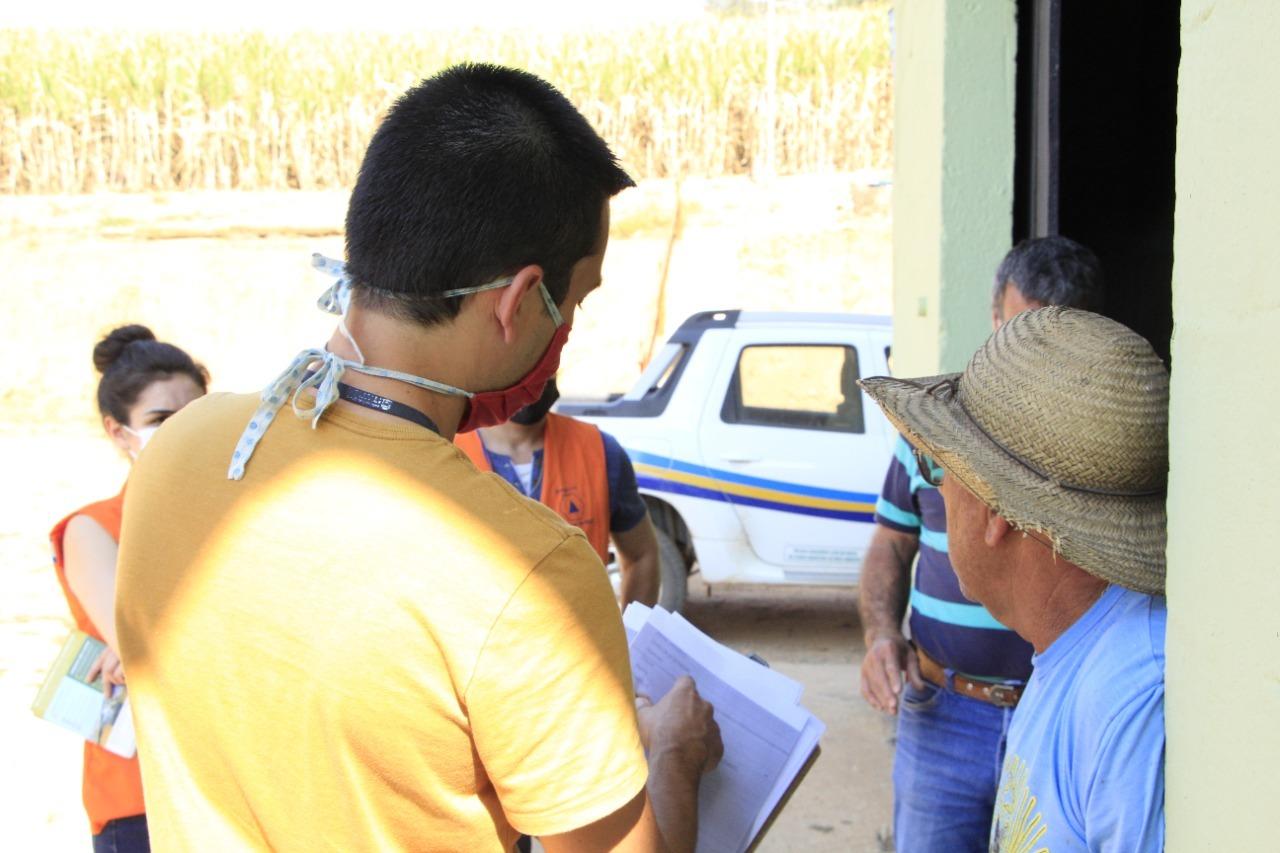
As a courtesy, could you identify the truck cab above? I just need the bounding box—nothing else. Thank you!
[559,310,895,610]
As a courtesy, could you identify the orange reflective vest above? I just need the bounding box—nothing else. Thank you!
[456,413,611,562]
[49,489,147,835]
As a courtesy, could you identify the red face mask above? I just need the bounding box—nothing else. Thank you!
[456,321,570,433]
[455,281,571,433]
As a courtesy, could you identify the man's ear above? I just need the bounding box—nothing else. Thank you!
[493,264,545,346]
[983,509,1013,548]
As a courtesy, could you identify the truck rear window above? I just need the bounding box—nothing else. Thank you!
[720,344,865,434]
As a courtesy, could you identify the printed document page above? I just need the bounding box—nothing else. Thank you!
[631,622,804,853]
[750,714,825,840]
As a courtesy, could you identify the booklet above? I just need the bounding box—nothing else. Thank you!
[624,604,824,853]
[31,630,137,759]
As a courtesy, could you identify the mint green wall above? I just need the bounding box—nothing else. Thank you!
[892,0,1016,377]
[893,0,1280,844]
[1166,2,1280,847]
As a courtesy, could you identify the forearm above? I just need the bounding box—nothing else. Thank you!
[858,529,916,645]
[614,517,661,609]
[645,750,701,853]
[68,573,121,654]
[84,596,121,654]
[620,551,660,608]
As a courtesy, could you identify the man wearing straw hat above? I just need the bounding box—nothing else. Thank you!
[861,306,1167,851]
[858,236,1103,852]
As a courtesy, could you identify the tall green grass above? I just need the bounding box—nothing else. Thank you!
[0,6,892,193]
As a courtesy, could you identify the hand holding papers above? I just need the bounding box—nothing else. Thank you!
[31,630,137,758]
[624,604,825,853]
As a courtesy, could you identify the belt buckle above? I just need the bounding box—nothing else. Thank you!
[985,683,1020,708]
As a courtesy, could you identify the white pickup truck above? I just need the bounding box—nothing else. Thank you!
[559,310,896,611]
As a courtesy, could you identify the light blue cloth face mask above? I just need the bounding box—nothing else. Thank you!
[225,254,523,481]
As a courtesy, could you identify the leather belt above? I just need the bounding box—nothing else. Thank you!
[915,645,1023,708]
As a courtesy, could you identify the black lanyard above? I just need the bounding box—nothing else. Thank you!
[337,383,441,435]
[300,370,441,435]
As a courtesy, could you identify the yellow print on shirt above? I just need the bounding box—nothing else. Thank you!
[990,753,1049,853]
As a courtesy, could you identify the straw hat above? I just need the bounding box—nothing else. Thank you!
[860,307,1168,594]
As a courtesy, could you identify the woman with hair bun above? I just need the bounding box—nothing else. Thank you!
[49,324,208,852]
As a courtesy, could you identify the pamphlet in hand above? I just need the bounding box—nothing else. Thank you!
[624,603,824,853]
[31,630,137,759]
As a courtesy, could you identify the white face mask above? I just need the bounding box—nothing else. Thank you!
[122,424,159,459]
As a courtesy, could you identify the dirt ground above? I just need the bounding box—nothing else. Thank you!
[0,181,896,848]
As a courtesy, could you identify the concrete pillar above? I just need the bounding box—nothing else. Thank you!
[891,0,1017,376]
[1166,2,1280,848]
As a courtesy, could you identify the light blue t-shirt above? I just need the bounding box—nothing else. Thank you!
[990,585,1166,852]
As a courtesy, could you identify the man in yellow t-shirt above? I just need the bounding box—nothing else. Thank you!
[116,64,721,852]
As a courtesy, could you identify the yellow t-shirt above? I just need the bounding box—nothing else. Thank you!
[115,392,648,851]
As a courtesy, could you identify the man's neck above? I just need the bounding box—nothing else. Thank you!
[1002,547,1108,654]
[478,419,547,464]
[324,309,478,440]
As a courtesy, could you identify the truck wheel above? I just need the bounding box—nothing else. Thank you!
[656,526,688,613]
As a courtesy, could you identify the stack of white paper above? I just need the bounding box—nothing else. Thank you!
[624,603,825,853]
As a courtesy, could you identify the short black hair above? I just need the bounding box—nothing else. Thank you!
[993,236,1105,312]
[344,64,635,327]
[93,324,209,424]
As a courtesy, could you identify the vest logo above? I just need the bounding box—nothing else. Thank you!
[556,487,588,525]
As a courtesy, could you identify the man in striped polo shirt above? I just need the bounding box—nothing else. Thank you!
[856,236,1104,852]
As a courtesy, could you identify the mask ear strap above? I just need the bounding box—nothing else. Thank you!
[311,253,346,277]
[440,276,514,298]
[311,254,367,364]
[337,314,366,365]
[443,276,563,329]
[314,253,520,309]
[313,254,349,314]
[537,281,564,326]
[309,254,550,370]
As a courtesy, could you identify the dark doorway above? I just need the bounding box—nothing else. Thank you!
[1013,0,1180,364]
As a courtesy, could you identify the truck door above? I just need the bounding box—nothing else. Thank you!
[697,328,891,582]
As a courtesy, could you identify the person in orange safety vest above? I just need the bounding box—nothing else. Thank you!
[51,324,208,852]
[456,378,660,608]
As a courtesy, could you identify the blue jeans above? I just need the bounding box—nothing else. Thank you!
[892,680,1014,853]
[92,814,150,853]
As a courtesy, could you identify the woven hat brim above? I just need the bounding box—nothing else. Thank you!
[860,374,1165,595]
